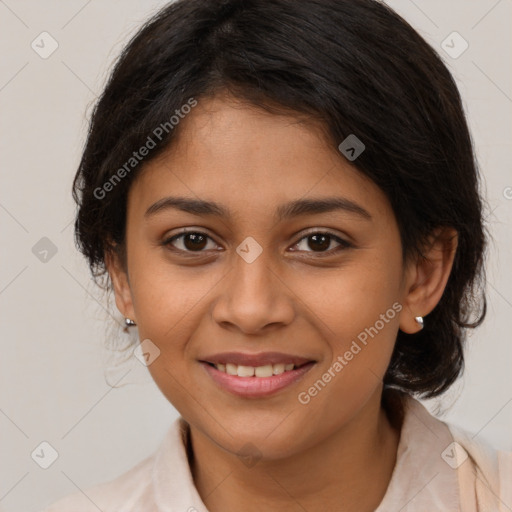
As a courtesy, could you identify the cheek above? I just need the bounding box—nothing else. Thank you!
[127,263,211,413]
[291,248,402,403]
[127,242,217,341]
[293,247,403,346]
[291,269,402,442]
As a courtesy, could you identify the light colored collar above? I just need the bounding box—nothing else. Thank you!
[375,396,460,511]
[151,414,209,512]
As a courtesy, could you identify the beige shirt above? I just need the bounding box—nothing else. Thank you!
[42,397,512,511]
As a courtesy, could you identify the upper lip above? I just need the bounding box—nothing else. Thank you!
[199,352,315,367]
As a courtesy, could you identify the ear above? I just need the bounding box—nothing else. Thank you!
[105,246,136,322]
[399,227,458,334]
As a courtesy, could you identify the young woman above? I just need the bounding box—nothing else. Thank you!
[43,0,511,510]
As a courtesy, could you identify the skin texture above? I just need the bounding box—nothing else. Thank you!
[107,92,458,512]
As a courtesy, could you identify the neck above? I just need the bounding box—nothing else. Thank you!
[188,389,402,512]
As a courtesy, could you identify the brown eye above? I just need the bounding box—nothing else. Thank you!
[164,231,217,253]
[306,234,331,252]
[292,232,352,255]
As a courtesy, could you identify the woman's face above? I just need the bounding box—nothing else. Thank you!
[111,93,413,459]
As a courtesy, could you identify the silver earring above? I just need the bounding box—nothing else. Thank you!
[414,316,424,330]
[124,318,137,327]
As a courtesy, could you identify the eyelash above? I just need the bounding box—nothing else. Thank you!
[162,229,353,257]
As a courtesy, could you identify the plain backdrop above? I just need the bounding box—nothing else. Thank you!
[0,1,511,511]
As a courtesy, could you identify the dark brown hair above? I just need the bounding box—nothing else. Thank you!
[72,0,487,400]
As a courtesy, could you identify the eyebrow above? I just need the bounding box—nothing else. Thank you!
[144,195,372,221]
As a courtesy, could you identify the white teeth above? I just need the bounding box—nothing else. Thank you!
[273,363,285,375]
[214,362,297,377]
[255,364,273,377]
[226,363,238,375]
[237,365,255,377]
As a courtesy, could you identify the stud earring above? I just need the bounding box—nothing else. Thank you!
[124,318,137,327]
[414,316,424,330]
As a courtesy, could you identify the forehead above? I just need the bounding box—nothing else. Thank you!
[127,94,391,223]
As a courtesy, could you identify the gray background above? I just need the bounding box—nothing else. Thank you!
[0,1,511,511]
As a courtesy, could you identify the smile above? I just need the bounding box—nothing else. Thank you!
[199,359,316,398]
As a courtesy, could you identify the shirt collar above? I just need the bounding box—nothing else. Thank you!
[375,396,460,511]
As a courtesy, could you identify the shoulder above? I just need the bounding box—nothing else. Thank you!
[39,417,189,512]
[385,393,512,510]
[446,422,512,510]
[40,453,156,511]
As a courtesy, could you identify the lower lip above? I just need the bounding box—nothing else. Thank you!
[200,361,315,398]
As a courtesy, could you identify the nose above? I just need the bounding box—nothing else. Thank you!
[211,249,295,335]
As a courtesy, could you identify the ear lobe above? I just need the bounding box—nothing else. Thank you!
[399,227,458,334]
[105,246,136,322]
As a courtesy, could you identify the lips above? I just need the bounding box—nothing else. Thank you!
[199,351,315,368]
[200,359,316,398]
